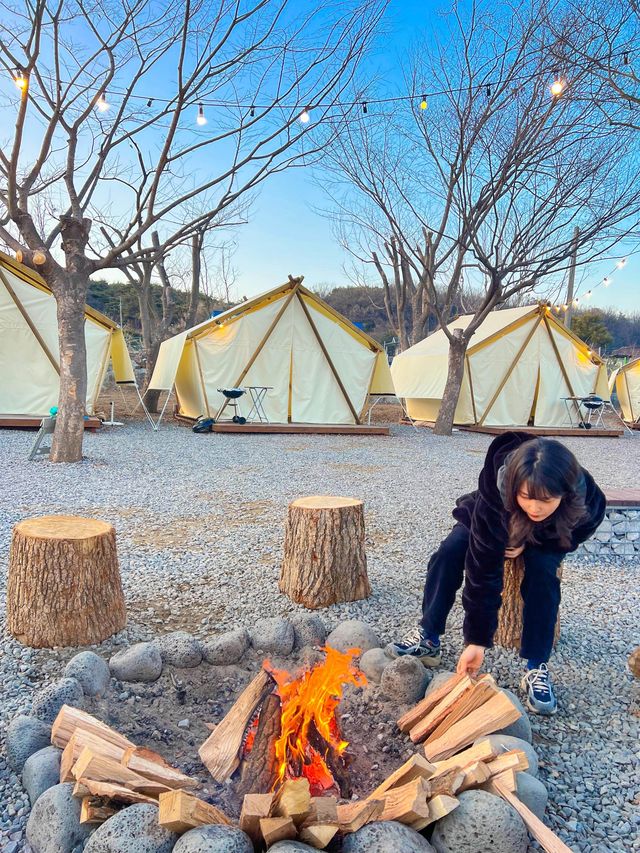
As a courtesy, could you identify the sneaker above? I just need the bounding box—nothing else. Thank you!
[386,626,442,667]
[520,663,558,715]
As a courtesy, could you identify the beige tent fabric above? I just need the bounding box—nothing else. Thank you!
[615,358,640,422]
[391,304,608,428]
[149,279,394,424]
[0,252,134,417]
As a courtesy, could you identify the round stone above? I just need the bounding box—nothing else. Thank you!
[515,771,548,819]
[172,824,254,852]
[65,651,110,697]
[342,820,435,852]
[25,782,92,853]
[83,803,178,852]
[156,632,203,668]
[290,613,327,650]
[202,628,250,665]
[477,735,539,777]
[32,677,84,724]
[22,746,62,806]
[109,642,163,683]
[424,670,455,698]
[248,618,295,656]
[380,656,429,704]
[6,715,52,772]
[494,689,532,743]
[359,648,389,683]
[325,620,380,654]
[269,843,319,852]
[431,790,528,853]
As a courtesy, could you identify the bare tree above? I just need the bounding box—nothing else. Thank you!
[0,0,386,460]
[322,0,640,434]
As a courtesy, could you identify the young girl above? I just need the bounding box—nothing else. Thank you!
[387,431,606,715]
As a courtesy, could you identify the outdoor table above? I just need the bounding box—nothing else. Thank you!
[244,386,273,423]
[561,396,632,432]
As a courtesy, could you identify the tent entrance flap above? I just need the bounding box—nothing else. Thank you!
[0,266,60,376]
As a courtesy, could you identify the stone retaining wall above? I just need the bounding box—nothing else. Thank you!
[580,507,640,557]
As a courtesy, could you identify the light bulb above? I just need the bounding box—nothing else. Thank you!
[587,349,592,356]
[603,277,611,287]
[197,103,207,125]
[13,68,27,91]
[96,90,109,112]
[419,95,427,110]
[562,304,568,311]
[550,79,564,97]
[617,258,626,268]
[573,298,579,305]
[585,290,592,299]
[299,107,310,124]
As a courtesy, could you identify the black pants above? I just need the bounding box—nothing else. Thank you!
[420,523,563,662]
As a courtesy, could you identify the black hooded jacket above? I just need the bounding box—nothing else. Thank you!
[452,431,606,649]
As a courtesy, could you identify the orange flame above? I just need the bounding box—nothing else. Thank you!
[264,647,366,794]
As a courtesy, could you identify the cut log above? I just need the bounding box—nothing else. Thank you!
[72,747,170,797]
[52,705,134,751]
[259,816,297,846]
[486,769,517,792]
[239,691,281,795]
[279,497,370,608]
[80,796,118,824]
[240,793,274,846]
[457,761,492,792]
[302,797,338,826]
[424,692,521,762]
[60,734,79,783]
[408,676,475,743]
[7,515,126,647]
[158,790,233,833]
[397,673,466,733]
[299,824,339,849]
[271,778,311,825]
[368,754,436,800]
[426,679,498,744]
[430,739,499,775]
[199,671,273,782]
[411,794,459,830]
[486,749,529,776]
[487,778,573,853]
[495,557,561,650]
[74,779,156,805]
[377,777,430,825]
[427,768,465,797]
[336,799,384,833]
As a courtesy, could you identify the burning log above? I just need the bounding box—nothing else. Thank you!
[240,793,275,846]
[259,816,297,846]
[158,790,233,833]
[80,796,118,824]
[239,692,282,795]
[199,670,274,782]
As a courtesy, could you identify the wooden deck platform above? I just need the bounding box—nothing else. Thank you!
[0,415,102,430]
[401,419,623,438]
[603,488,640,507]
[209,422,390,436]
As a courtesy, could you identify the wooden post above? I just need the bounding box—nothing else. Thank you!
[7,516,126,647]
[279,496,370,608]
[495,556,561,650]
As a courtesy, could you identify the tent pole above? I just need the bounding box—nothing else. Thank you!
[478,316,541,426]
[465,356,478,424]
[90,330,112,415]
[193,339,212,419]
[296,292,361,424]
[624,370,636,423]
[216,284,300,420]
[0,267,60,375]
[542,315,578,419]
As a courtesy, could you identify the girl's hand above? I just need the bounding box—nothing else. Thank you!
[456,644,485,676]
[505,545,524,559]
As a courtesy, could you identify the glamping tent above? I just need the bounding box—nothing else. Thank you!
[149,276,394,425]
[391,303,609,428]
[0,251,134,420]
[611,358,640,424]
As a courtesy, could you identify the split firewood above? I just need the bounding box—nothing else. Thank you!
[158,790,233,833]
[240,793,275,846]
[60,734,79,782]
[486,749,529,776]
[429,738,498,775]
[259,816,297,846]
[377,776,431,825]
[411,794,459,831]
[397,672,467,733]
[71,747,171,797]
[74,779,157,805]
[408,676,479,743]
[368,753,436,800]
[427,767,465,796]
[301,797,338,826]
[426,679,499,743]
[336,798,384,833]
[271,778,311,825]
[299,824,339,849]
[424,691,521,762]
[80,796,118,824]
[199,670,273,782]
[486,769,518,792]
[487,778,573,853]
[52,705,135,751]
[457,760,492,792]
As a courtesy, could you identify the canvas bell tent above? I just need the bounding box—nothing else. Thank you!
[391,304,609,428]
[148,276,394,425]
[0,252,134,420]
[611,358,640,424]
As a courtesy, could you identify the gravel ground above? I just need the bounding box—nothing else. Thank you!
[1,421,639,852]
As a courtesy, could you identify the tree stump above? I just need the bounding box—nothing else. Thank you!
[494,556,561,650]
[279,496,370,608]
[7,516,127,648]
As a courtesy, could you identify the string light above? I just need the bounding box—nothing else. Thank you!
[299,106,310,124]
[550,77,565,97]
[13,68,27,91]
[617,257,626,268]
[362,101,368,114]
[196,103,207,125]
[486,85,491,98]
[250,104,255,117]
[419,94,427,110]
[623,52,629,65]
[146,98,153,108]
[95,90,109,112]
[603,276,611,287]
[585,290,592,299]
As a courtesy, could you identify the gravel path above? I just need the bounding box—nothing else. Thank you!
[1,422,639,852]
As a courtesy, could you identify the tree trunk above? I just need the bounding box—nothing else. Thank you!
[433,330,467,436]
[136,267,162,413]
[495,557,561,650]
[7,515,126,647]
[50,276,89,463]
[279,497,370,608]
[186,233,202,328]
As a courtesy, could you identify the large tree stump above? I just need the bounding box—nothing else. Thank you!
[279,496,370,608]
[7,516,126,648]
[494,556,562,650]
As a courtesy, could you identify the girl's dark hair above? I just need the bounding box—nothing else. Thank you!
[503,439,586,549]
